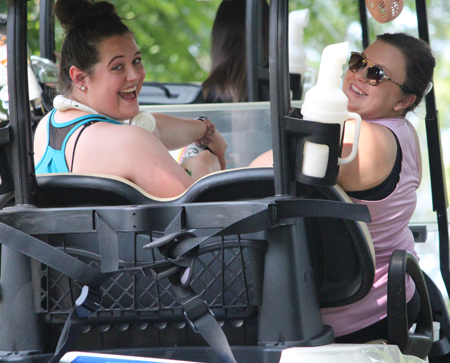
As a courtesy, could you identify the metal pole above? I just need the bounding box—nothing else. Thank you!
[415,0,450,297]
[246,0,263,102]
[39,0,55,62]
[0,2,42,355]
[269,0,291,196]
[358,0,370,48]
[7,0,37,206]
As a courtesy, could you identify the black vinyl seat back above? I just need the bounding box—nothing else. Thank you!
[36,173,156,207]
[36,168,277,208]
[300,184,375,308]
[175,167,275,203]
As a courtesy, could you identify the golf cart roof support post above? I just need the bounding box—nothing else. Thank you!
[269,0,292,196]
[246,0,265,102]
[358,0,370,49]
[7,0,37,206]
[415,0,450,297]
[39,0,55,62]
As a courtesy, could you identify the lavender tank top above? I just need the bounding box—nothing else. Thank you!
[321,117,421,337]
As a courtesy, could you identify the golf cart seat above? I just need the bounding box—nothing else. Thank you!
[34,167,375,303]
[0,164,376,359]
[0,166,436,361]
[23,168,374,352]
[34,167,277,207]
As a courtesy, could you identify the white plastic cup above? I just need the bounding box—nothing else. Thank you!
[300,111,362,179]
[302,142,329,178]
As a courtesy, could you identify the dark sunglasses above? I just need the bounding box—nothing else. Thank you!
[348,52,411,93]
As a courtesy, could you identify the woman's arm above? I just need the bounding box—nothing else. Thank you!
[249,120,398,193]
[338,119,397,192]
[70,123,221,198]
[152,113,227,169]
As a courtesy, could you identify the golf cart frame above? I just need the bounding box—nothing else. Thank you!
[0,0,448,362]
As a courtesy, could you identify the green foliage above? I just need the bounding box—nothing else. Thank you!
[291,0,361,55]
[110,0,220,83]
[27,0,41,56]
[23,0,450,130]
[50,0,220,83]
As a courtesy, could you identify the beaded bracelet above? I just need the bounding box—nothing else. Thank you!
[194,116,216,146]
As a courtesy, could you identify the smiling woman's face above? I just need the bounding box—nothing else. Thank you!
[84,33,146,121]
[343,40,411,120]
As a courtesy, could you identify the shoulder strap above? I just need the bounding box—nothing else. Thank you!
[0,222,110,287]
[170,277,237,363]
[68,114,123,172]
[0,222,109,363]
[70,120,98,172]
[48,286,103,363]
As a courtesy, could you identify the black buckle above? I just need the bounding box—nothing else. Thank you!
[183,296,214,333]
[75,286,102,318]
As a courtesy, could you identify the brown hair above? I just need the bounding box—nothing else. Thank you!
[376,33,435,114]
[54,0,131,96]
[201,0,269,103]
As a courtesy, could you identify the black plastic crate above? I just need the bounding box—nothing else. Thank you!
[33,233,267,324]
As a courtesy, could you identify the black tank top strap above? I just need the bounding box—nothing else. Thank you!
[70,120,99,172]
[346,131,402,201]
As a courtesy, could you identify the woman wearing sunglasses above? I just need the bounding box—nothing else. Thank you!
[251,32,435,342]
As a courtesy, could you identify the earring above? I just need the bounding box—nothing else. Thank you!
[79,85,86,91]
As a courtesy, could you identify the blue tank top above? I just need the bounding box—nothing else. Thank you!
[35,109,122,174]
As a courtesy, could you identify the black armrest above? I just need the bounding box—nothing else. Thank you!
[388,249,433,359]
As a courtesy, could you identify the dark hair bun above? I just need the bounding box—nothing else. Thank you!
[55,0,117,31]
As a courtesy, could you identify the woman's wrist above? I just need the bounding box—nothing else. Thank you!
[194,116,216,146]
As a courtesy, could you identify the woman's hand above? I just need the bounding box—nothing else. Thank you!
[182,149,221,181]
[204,129,227,170]
[151,113,227,169]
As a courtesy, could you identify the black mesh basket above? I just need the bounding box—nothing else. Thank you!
[33,233,267,325]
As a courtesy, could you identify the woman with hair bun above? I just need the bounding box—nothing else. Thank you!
[34,0,227,198]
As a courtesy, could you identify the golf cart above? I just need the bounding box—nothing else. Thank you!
[0,0,449,362]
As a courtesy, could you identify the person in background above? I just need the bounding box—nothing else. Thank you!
[34,0,227,198]
[198,0,269,103]
[250,32,435,342]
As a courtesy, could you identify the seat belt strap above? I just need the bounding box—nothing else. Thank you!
[171,280,237,363]
[96,212,120,273]
[0,222,109,287]
[48,286,102,363]
[0,223,107,363]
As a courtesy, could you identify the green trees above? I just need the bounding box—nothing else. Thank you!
[26,1,450,98]
[111,0,220,83]
[24,0,450,131]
